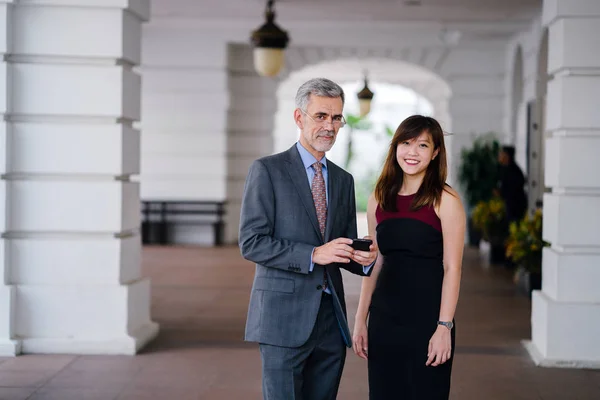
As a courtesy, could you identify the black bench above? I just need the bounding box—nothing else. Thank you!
[141,201,226,246]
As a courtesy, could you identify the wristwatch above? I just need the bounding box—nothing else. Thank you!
[437,320,454,330]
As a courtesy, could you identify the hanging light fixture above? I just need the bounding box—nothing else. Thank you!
[250,0,290,77]
[357,71,375,117]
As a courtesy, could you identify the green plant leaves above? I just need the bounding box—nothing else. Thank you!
[457,134,501,208]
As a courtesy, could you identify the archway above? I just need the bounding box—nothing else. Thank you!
[224,47,452,243]
[275,58,451,155]
[528,29,549,212]
[276,60,443,214]
[275,58,450,236]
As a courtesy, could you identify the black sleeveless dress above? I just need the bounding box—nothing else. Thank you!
[368,194,454,399]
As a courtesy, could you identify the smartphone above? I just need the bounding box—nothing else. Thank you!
[351,238,372,252]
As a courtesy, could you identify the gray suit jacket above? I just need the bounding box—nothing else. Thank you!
[239,144,371,348]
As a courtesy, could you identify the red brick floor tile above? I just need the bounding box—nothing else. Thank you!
[199,386,263,400]
[0,355,75,372]
[116,387,206,400]
[0,387,37,400]
[0,370,51,388]
[0,246,598,400]
[43,369,136,390]
[27,387,122,400]
[64,356,148,374]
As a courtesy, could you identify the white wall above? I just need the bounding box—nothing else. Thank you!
[443,44,507,192]
[141,15,515,244]
[504,14,554,214]
[505,17,545,170]
[225,44,280,243]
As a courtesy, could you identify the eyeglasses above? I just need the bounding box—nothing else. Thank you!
[300,109,346,128]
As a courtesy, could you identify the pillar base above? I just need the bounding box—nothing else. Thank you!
[0,339,21,357]
[523,340,600,369]
[20,321,159,355]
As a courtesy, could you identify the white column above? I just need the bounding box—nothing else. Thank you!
[526,0,600,368]
[0,0,19,356]
[1,0,157,355]
[226,43,279,244]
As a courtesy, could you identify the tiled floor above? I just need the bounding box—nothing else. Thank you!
[0,246,599,399]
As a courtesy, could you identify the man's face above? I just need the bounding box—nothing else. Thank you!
[294,95,344,158]
[498,151,509,166]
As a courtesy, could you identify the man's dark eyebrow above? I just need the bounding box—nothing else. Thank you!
[314,111,342,115]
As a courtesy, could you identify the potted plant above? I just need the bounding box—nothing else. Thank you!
[472,196,508,264]
[457,135,501,247]
[506,209,549,296]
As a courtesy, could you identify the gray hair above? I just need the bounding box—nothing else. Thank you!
[295,78,345,110]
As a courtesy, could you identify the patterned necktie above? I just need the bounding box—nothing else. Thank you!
[311,161,327,238]
[311,161,328,290]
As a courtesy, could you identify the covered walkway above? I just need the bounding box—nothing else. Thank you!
[0,246,598,399]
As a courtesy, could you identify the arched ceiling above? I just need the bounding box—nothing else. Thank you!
[279,57,451,105]
[151,0,542,43]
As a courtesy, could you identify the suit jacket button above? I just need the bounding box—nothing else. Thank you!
[316,285,323,290]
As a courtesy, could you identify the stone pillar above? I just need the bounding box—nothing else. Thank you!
[0,0,18,356]
[526,0,600,368]
[0,0,157,355]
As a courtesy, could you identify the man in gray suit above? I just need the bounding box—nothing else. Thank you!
[239,78,377,400]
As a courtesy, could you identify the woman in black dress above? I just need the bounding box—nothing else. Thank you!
[352,115,465,399]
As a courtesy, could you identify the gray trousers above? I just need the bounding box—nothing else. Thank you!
[259,293,346,400]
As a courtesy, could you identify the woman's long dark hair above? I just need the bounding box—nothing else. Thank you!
[374,115,448,212]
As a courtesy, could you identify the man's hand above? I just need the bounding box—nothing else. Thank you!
[350,236,378,266]
[313,238,354,265]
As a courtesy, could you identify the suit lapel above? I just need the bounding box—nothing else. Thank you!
[284,146,323,242]
[324,161,338,243]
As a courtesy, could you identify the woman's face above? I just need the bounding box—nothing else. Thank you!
[395,131,439,177]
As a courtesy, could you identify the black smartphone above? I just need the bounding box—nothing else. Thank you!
[351,238,372,252]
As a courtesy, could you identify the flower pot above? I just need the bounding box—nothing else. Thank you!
[529,271,541,291]
[467,216,482,247]
[514,267,542,297]
[489,243,506,265]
